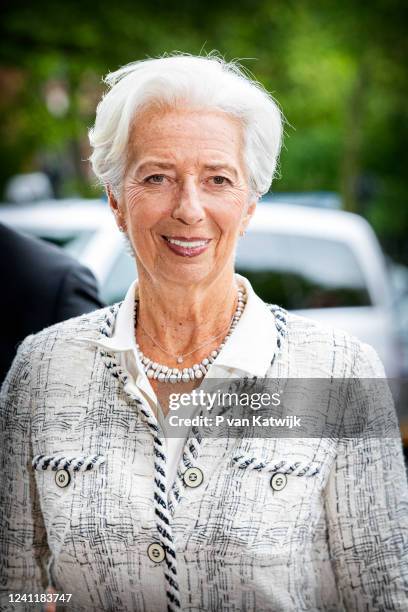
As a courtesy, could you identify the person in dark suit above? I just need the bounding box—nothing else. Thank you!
[0,222,104,384]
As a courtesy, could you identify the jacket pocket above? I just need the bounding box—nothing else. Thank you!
[31,453,107,527]
[32,453,107,530]
[31,453,105,561]
[231,453,325,557]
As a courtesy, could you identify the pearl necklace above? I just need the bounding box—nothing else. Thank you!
[135,287,247,383]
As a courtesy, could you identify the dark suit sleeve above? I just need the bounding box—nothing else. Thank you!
[54,263,105,322]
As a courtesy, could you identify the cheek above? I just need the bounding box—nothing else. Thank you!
[124,185,169,229]
[212,187,249,223]
[211,201,247,236]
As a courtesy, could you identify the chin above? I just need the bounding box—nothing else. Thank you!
[157,263,215,286]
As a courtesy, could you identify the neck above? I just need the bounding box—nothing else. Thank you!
[135,269,240,367]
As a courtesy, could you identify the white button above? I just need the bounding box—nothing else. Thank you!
[55,469,71,488]
[183,467,204,488]
[147,542,165,563]
[270,472,287,491]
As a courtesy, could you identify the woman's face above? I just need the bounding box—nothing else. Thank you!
[110,105,256,289]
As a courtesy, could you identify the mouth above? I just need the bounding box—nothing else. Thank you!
[161,235,211,257]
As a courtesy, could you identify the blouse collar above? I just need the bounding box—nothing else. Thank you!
[89,273,278,378]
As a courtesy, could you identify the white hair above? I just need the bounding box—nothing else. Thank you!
[89,53,284,198]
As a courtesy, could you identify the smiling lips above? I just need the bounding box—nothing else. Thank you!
[162,235,211,257]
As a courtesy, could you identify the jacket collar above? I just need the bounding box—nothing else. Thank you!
[88,274,278,378]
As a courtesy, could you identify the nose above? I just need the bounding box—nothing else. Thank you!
[171,177,205,225]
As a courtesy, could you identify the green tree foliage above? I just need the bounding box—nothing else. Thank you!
[0,0,407,260]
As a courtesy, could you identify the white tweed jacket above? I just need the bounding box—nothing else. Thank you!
[1,297,408,612]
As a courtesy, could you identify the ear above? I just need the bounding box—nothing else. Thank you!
[107,185,126,232]
[240,196,258,235]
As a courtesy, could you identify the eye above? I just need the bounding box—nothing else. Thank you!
[145,174,166,184]
[210,176,231,185]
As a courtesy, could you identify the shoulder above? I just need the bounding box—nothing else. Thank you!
[1,222,61,261]
[285,310,359,349]
[28,304,115,349]
[280,309,384,377]
[2,305,117,391]
[0,222,92,278]
[0,306,118,424]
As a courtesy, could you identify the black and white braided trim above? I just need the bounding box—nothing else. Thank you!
[268,303,288,350]
[232,455,320,476]
[32,454,106,472]
[99,304,180,612]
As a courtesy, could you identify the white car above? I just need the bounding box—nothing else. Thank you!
[0,198,401,377]
[236,203,401,378]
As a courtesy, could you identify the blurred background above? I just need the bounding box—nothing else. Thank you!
[1,0,407,444]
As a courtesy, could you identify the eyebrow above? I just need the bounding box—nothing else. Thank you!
[203,164,238,180]
[134,160,239,179]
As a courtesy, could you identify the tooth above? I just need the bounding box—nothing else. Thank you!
[167,237,207,247]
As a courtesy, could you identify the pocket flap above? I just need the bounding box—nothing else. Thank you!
[32,454,106,473]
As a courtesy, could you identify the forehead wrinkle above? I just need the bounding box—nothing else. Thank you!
[127,107,247,180]
[130,108,243,152]
[135,160,176,173]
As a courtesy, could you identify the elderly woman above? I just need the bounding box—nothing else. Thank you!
[1,54,407,612]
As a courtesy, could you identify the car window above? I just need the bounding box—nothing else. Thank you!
[101,248,136,305]
[235,232,372,309]
[41,231,94,258]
